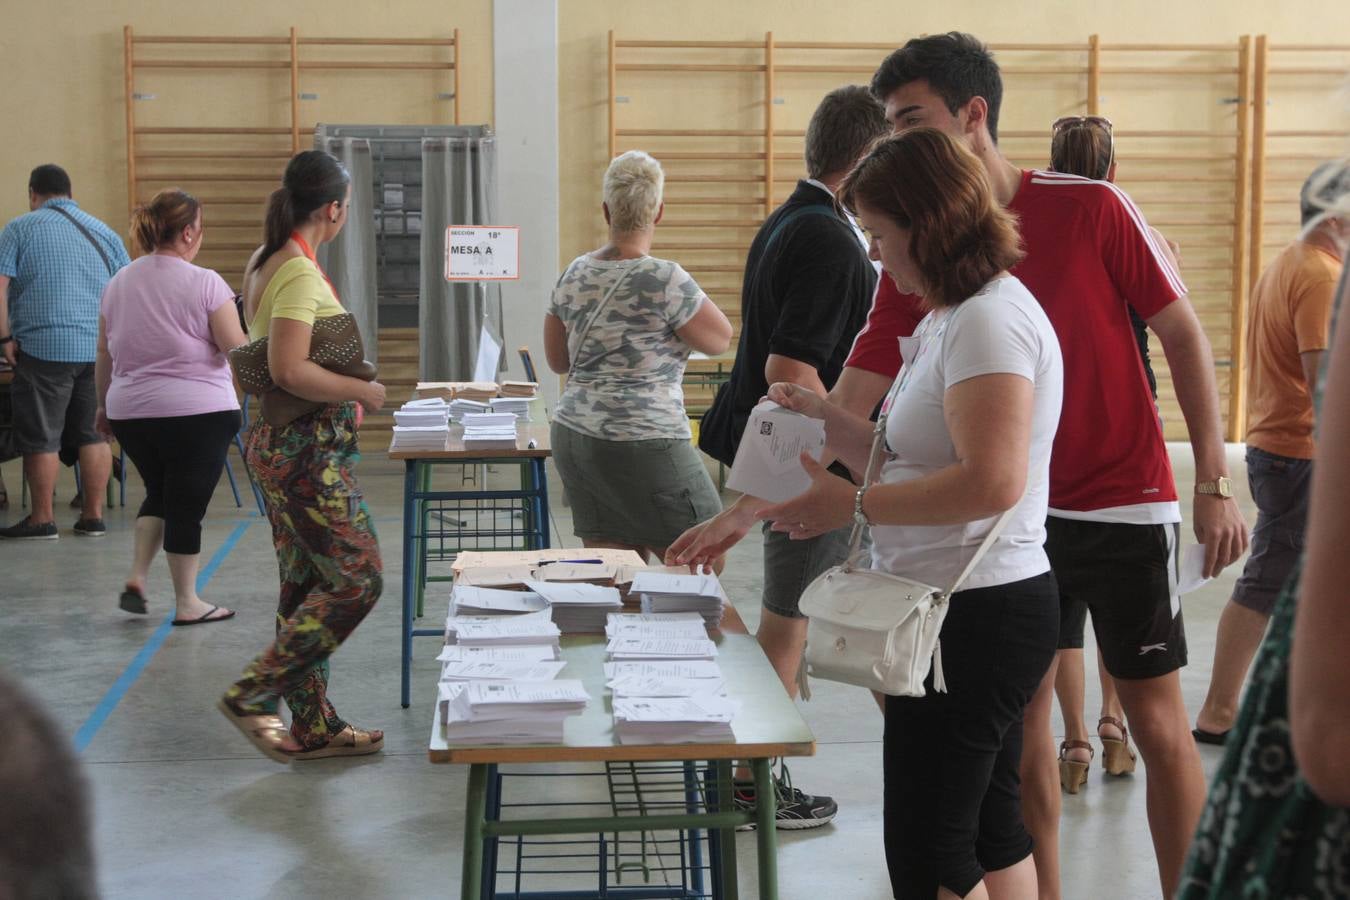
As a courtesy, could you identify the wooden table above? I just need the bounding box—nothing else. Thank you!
[430,627,813,899]
[390,423,553,707]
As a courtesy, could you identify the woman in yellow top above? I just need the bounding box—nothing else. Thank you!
[217,150,387,763]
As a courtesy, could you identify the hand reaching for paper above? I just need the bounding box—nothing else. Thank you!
[759,453,857,540]
[766,382,827,419]
[665,501,760,572]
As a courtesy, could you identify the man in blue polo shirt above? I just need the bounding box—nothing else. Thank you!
[0,164,130,540]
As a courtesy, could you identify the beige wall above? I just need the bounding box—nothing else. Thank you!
[0,0,494,231]
[559,1,1350,264]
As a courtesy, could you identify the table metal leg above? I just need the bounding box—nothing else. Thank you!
[462,763,489,900]
[534,459,550,548]
[751,757,778,900]
[714,759,740,900]
[414,462,433,619]
[401,460,417,709]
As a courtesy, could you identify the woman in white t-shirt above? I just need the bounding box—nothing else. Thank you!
[761,129,1064,900]
[544,151,733,562]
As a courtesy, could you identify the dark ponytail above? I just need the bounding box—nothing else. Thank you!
[251,149,350,272]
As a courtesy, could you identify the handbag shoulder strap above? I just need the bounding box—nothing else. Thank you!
[46,205,115,277]
[567,261,638,379]
[842,372,1021,593]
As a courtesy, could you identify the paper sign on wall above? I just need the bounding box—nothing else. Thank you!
[445,225,520,281]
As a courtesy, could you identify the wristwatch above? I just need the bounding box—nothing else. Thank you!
[0,335,13,345]
[1195,476,1233,499]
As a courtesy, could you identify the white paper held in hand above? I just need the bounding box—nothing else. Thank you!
[725,400,827,503]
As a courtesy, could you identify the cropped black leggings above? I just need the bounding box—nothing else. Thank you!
[110,410,242,555]
[883,571,1059,899]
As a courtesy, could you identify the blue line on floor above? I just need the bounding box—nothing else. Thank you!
[72,520,253,753]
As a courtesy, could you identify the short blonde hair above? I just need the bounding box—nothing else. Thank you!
[603,150,664,233]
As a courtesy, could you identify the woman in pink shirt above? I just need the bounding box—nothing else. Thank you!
[95,189,248,625]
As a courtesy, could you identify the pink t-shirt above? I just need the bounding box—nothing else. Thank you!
[102,254,240,420]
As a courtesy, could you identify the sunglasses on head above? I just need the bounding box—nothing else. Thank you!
[1052,115,1114,133]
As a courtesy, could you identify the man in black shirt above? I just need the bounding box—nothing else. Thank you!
[686,85,887,830]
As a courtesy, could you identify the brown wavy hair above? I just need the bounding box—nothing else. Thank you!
[838,128,1022,308]
[1050,119,1113,181]
[130,188,201,256]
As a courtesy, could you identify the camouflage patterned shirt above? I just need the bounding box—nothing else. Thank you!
[548,254,708,441]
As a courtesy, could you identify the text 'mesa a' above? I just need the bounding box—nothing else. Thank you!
[445,225,520,281]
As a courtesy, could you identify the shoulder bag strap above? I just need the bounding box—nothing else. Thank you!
[46,205,115,277]
[567,263,637,380]
[841,357,1020,590]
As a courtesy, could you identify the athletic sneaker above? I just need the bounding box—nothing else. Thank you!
[732,762,838,831]
[0,516,59,540]
[73,517,107,537]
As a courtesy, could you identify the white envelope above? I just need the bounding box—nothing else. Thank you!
[725,400,827,503]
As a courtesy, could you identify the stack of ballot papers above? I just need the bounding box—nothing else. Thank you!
[533,562,616,584]
[526,580,624,633]
[631,571,726,628]
[461,411,519,446]
[606,636,718,661]
[454,565,536,589]
[445,609,561,653]
[440,680,589,745]
[391,398,452,451]
[451,584,549,616]
[612,696,740,745]
[393,397,449,427]
[603,659,724,681]
[452,381,500,403]
[489,397,533,421]
[448,398,490,421]
[414,382,458,401]
[498,381,538,398]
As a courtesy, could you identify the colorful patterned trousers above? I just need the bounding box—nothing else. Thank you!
[226,403,382,749]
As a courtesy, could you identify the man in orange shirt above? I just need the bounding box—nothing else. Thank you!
[1194,161,1350,743]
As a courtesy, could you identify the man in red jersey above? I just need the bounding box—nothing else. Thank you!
[838,33,1249,900]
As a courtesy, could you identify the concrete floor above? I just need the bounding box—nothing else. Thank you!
[0,441,1255,900]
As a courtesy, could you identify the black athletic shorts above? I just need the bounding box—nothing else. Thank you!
[1045,517,1185,680]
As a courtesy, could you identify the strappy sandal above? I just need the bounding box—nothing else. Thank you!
[1099,715,1137,776]
[291,724,384,761]
[216,698,298,764]
[1059,740,1093,794]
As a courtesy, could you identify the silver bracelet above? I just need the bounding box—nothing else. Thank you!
[854,485,870,526]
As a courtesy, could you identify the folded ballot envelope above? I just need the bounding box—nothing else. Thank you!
[725,400,827,504]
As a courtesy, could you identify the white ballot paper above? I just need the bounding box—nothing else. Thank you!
[629,572,721,598]
[532,563,617,583]
[606,637,718,660]
[608,675,728,698]
[1176,544,1211,599]
[455,565,536,588]
[604,660,725,680]
[606,611,709,640]
[446,608,560,646]
[436,644,561,663]
[452,585,549,616]
[439,660,567,683]
[725,400,827,503]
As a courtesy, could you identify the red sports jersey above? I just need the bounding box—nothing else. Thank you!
[846,169,1185,514]
[845,274,928,374]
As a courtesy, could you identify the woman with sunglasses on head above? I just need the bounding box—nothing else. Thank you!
[95,188,246,626]
[216,150,387,764]
[1044,115,1183,796]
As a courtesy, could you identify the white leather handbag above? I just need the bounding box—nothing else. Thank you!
[797,405,1015,698]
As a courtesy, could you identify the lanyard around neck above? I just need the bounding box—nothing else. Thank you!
[290,231,340,304]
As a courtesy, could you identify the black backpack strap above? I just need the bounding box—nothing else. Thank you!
[46,205,115,277]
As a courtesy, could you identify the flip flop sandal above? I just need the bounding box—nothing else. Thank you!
[215,698,298,764]
[119,585,148,615]
[1192,727,1230,746]
[172,605,236,627]
[291,725,385,761]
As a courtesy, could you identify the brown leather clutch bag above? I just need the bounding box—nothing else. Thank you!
[228,312,377,427]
